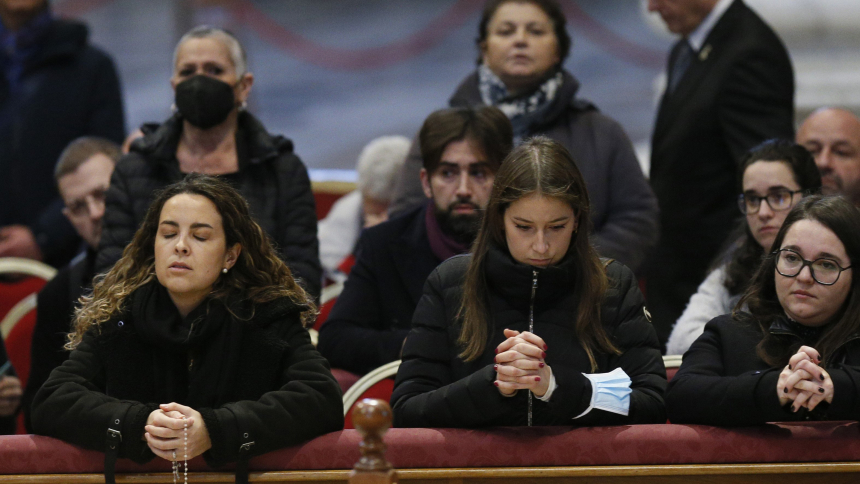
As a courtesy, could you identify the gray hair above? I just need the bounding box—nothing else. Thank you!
[356,136,411,201]
[173,26,247,78]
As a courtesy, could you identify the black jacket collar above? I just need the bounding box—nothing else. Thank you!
[484,245,578,310]
[130,111,293,169]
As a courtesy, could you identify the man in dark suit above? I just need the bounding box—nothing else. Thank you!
[646,0,794,349]
[318,106,512,375]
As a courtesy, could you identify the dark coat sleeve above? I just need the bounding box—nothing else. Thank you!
[31,330,159,463]
[199,319,343,465]
[23,265,76,432]
[273,152,322,300]
[665,316,795,426]
[317,232,411,375]
[95,156,138,273]
[391,267,518,428]
[564,263,666,425]
[586,118,659,273]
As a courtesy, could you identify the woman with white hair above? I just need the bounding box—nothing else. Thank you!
[317,135,410,282]
[97,26,322,298]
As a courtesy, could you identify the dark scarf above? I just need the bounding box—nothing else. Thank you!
[130,281,246,408]
[424,201,470,262]
[477,63,564,144]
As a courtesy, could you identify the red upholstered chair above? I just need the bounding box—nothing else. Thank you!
[311,181,356,220]
[341,360,400,429]
[0,257,57,434]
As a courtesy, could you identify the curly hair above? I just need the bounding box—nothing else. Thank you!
[68,174,315,348]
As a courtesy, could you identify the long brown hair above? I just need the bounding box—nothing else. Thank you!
[457,137,618,370]
[68,174,315,348]
[737,195,860,366]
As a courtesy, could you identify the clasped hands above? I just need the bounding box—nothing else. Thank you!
[494,329,552,398]
[145,403,211,462]
[777,346,833,413]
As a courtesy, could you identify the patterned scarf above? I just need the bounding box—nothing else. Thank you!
[478,63,564,143]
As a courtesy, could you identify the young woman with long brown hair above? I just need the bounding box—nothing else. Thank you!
[391,137,666,427]
[31,174,342,483]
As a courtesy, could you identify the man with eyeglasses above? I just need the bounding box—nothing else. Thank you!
[797,108,860,206]
[20,137,121,432]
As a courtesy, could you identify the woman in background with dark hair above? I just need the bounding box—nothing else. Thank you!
[667,195,860,425]
[390,0,658,273]
[33,175,342,483]
[667,140,821,355]
[391,137,665,428]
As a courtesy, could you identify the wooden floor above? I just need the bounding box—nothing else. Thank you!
[2,462,860,484]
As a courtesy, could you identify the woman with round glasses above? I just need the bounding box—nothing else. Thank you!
[666,195,860,425]
[666,140,821,355]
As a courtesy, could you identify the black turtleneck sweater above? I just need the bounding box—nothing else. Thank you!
[392,247,666,428]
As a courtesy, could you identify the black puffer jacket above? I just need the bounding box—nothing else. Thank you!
[666,314,860,426]
[96,112,321,299]
[31,292,343,466]
[391,248,666,428]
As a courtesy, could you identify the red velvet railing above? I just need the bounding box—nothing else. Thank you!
[2,421,860,477]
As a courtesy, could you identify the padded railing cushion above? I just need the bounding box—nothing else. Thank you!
[2,422,859,475]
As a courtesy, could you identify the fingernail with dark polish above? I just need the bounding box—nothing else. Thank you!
[820,374,826,381]
[493,365,498,371]
[544,344,548,350]
[541,351,546,359]
[783,388,788,393]
[539,362,545,368]
[819,387,825,393]
[495,348,499,354]
[494,381,499,387]
[535,376,541,382]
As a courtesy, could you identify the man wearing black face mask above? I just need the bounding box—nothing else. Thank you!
[97,26,322,299]
[318,107,512,375]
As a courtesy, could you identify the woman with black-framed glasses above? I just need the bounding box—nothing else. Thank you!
[667,195,860,425]
[667,140,821,355]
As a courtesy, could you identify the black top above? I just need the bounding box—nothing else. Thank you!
[666,314,860,426]
[31,283,343,465]
[391,248,666,428]
[317,204,441,374]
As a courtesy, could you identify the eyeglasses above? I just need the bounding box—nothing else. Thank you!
[774,248,852,285]
[738,189,802,214]
[64,187,107,218]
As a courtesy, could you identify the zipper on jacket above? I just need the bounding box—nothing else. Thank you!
[528,270,538,427]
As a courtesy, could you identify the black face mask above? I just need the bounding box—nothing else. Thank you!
[174,75,236,129]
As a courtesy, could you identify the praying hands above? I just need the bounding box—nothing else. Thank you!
[145,403,212,461]
[777,346,834,413]
[493,329,551,398]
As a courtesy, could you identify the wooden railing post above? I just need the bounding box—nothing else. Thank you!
[349,398,398,484]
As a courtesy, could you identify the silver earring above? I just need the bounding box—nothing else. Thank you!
[222,268,228,274]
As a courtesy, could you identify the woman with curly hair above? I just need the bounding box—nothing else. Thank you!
[32,174,342,483]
